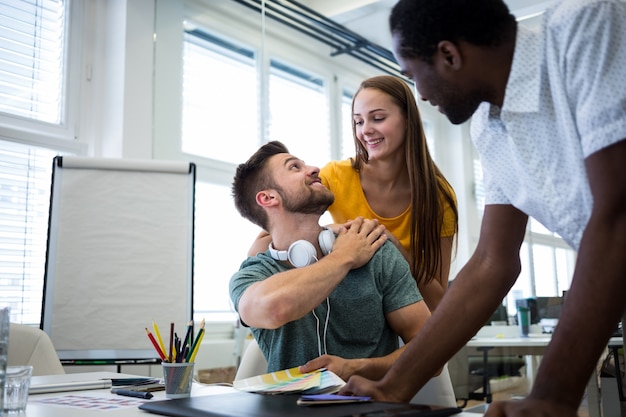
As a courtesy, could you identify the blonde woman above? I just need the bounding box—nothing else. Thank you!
[320,75,457,311]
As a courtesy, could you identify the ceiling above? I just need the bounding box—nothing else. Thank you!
[299,0,556,50]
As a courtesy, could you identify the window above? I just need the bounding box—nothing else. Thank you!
[340,89,354,160]
[0,140,60,324]
[0,0,66,124]
[190,182,261,322]
[472,155,577,316]
[423,120,435,161]
[0,0,70,325]
[268,60,329,168]
[182,30,259,164]
[179,26,341,321]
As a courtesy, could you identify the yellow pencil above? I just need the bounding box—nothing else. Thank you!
[152,320,168,359]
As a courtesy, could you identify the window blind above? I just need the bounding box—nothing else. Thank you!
[182,30,259,164]
[0,0,66,124]
[268,59,330,168]
[0,139,57,324]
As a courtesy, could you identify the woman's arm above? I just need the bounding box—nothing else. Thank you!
[247,230,271,257]
[417,236,453,311]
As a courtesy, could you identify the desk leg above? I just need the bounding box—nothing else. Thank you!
[477,347,493,403]
[524,355,541,389]
[620,310,626,412]
[450,346,472,401]
[588,366,602,417]
[609,345,625,402]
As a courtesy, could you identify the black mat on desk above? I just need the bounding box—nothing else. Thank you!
[138,391,462,417]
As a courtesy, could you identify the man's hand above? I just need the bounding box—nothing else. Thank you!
[332,217,387,270]
[338,375,405,403]
[299,355,360,380]
[485,397,578,417]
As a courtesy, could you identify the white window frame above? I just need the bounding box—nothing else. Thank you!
[0,0,85,325]
[0,0,82,152]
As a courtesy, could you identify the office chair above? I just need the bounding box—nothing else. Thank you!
[234,338,267,381]
[234,338,457,408]
[8,323,65,376]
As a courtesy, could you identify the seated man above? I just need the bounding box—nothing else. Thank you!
[230,140,431,381]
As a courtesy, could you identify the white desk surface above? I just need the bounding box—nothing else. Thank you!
[467,335,623,348]
[24,372,479,417]
[467,334,551,347]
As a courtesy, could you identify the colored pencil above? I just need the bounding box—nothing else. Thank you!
[181,321,193,354]
[187,319,205,363]
[145,328,166,360]
[168,322,174,363]
[152,320,168,360]
[180,343,189,363]
[188,329,204,363]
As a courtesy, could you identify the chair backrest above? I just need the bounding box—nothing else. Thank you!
[8,323,64,376]
[234,339,267,380]
[410,363,457,407]
[398,336,457,407]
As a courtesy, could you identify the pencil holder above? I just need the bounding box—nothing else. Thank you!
[162,362,195,398]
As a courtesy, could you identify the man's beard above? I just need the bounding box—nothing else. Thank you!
[278,186,334,216]
[438,80,486,125]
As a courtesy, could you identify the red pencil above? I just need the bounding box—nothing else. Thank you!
[145,327,166,360]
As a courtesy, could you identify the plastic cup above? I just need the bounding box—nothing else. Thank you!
[517,306,530,337]
[0,307,10,416]
[162,362,194,398]
[3,366,32,413]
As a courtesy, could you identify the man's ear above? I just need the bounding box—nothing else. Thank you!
[436,40,462,70]
[256,189,279,208]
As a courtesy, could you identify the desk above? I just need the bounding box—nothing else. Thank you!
[24,372,478,417]
[466,334,552,390]
[457,335,623,417]
[25,372,235,417]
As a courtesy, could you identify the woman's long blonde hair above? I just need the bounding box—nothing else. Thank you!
[351,75,458,285]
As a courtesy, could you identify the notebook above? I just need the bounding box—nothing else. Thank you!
[29,372,157,394]
[29,374,113,394]
[138,391,463,417]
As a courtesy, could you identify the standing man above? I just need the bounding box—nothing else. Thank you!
[341,1,626,416]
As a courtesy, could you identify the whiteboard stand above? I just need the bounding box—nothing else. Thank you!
[42,156,195,367]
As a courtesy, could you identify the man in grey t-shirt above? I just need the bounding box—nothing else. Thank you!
[230,141,431,381]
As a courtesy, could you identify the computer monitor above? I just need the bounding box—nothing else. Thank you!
[516,297,564,324]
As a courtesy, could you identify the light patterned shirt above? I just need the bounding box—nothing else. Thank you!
[470,0,626,250]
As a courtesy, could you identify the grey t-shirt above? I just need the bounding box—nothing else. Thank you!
[229,240,422,372]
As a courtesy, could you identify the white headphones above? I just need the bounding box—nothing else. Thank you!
[268,228,335,268]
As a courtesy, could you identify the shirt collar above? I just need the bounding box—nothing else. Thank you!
[501,26,543,114]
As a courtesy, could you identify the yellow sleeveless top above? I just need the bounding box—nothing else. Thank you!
[320,159,457,253]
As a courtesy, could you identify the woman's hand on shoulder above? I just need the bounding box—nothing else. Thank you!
[247,230,271,257]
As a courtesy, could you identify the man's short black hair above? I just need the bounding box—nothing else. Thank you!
[232,141,289,230]
[390,0,517,62]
